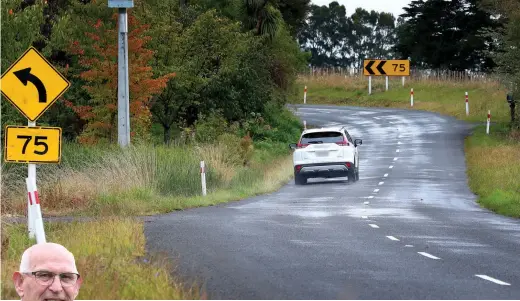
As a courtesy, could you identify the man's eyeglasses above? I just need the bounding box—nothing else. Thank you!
[24,271,80,287]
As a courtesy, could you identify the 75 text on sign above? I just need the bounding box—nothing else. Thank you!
[4,126,62,164]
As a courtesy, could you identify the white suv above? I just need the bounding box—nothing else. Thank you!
[289,126,362,185]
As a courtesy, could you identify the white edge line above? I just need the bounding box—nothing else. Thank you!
[417,252,440,260]
[475,275,511,286]
[369,224,379,228]
[386,236,399,241]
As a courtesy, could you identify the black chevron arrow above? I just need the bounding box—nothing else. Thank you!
[365,60,375,75]
[376,60,386,75]
[14,67,47,103]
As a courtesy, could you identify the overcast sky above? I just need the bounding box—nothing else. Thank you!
[310,0,413,18]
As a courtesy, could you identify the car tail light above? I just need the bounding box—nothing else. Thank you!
[345,162,352,168]
[336,137,349,146]
[297,141,309,148]
[295,165,303,172]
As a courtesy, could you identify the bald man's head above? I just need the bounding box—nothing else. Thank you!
[19,243,78,274]
[13,242,82,301]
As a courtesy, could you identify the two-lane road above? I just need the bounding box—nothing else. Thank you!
[144,105,520,299]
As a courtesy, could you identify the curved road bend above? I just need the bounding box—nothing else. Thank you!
[144,104,520,299]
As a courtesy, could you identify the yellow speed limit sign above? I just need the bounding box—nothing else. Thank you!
[4,126,62,164]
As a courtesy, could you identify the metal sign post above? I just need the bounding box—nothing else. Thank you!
[109,0,134,148]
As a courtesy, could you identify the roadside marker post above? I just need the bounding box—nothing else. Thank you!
[304,86,307,104]
[1,46,69,243]
[487,110,491,135]
[200,161,207,196]
[410,88,414,107]
[303,120,307,130]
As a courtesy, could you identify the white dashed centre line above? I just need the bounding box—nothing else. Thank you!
[374,189,380,193]
[389,165,394,169]
[364,201,370,205]
[361,216,368,219]
[405,245,414,247]
[475,275,511,286]
[368,196,374,199]
[393,157,398,161]
[418,252,441,260]
[386,236,399,241]
[369,224,379,229]
[378,182,384,185]
[383,174,388,177]
[398,141,402,145]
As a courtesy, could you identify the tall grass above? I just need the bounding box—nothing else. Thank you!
[1,218,204,299]
[1,130,298,216]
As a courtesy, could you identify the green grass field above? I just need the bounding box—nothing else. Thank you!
[291,74,520,218]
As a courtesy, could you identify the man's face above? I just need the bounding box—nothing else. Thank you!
[13,248,83,301]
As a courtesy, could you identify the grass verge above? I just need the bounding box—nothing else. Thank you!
[465,125,520,218]
[1,141,295,217]
[1,218,204,299]
[293,74,520,218]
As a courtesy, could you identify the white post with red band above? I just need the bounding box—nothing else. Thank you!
[27,120,38,240]
[26,176,46,244]
[410,88,414,107]
[303,86,307,104]
[465,92,469,116]
[486,110,491,134]
[200,161,207,196]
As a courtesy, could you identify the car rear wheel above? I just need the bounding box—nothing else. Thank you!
[348,167,358,182]
[295,172,307,185]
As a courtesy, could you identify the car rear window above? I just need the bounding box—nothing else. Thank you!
[301,131,344,144]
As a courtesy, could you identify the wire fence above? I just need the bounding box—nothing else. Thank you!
[301,66,499,83]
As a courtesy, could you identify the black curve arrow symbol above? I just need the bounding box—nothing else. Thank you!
[365,60,375,75]
[376,61,386,75]
[14,68,47,103]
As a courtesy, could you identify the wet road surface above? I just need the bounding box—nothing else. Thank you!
[144,105,520,299]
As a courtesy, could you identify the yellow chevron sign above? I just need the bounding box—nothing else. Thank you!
[363,59,410,76]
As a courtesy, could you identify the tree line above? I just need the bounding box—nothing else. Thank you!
[2,0,519,144]
[1,0,311,144]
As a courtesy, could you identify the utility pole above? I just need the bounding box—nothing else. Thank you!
[108,0,134,147]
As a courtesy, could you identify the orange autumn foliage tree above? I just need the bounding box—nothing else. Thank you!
[67,12,175,145]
